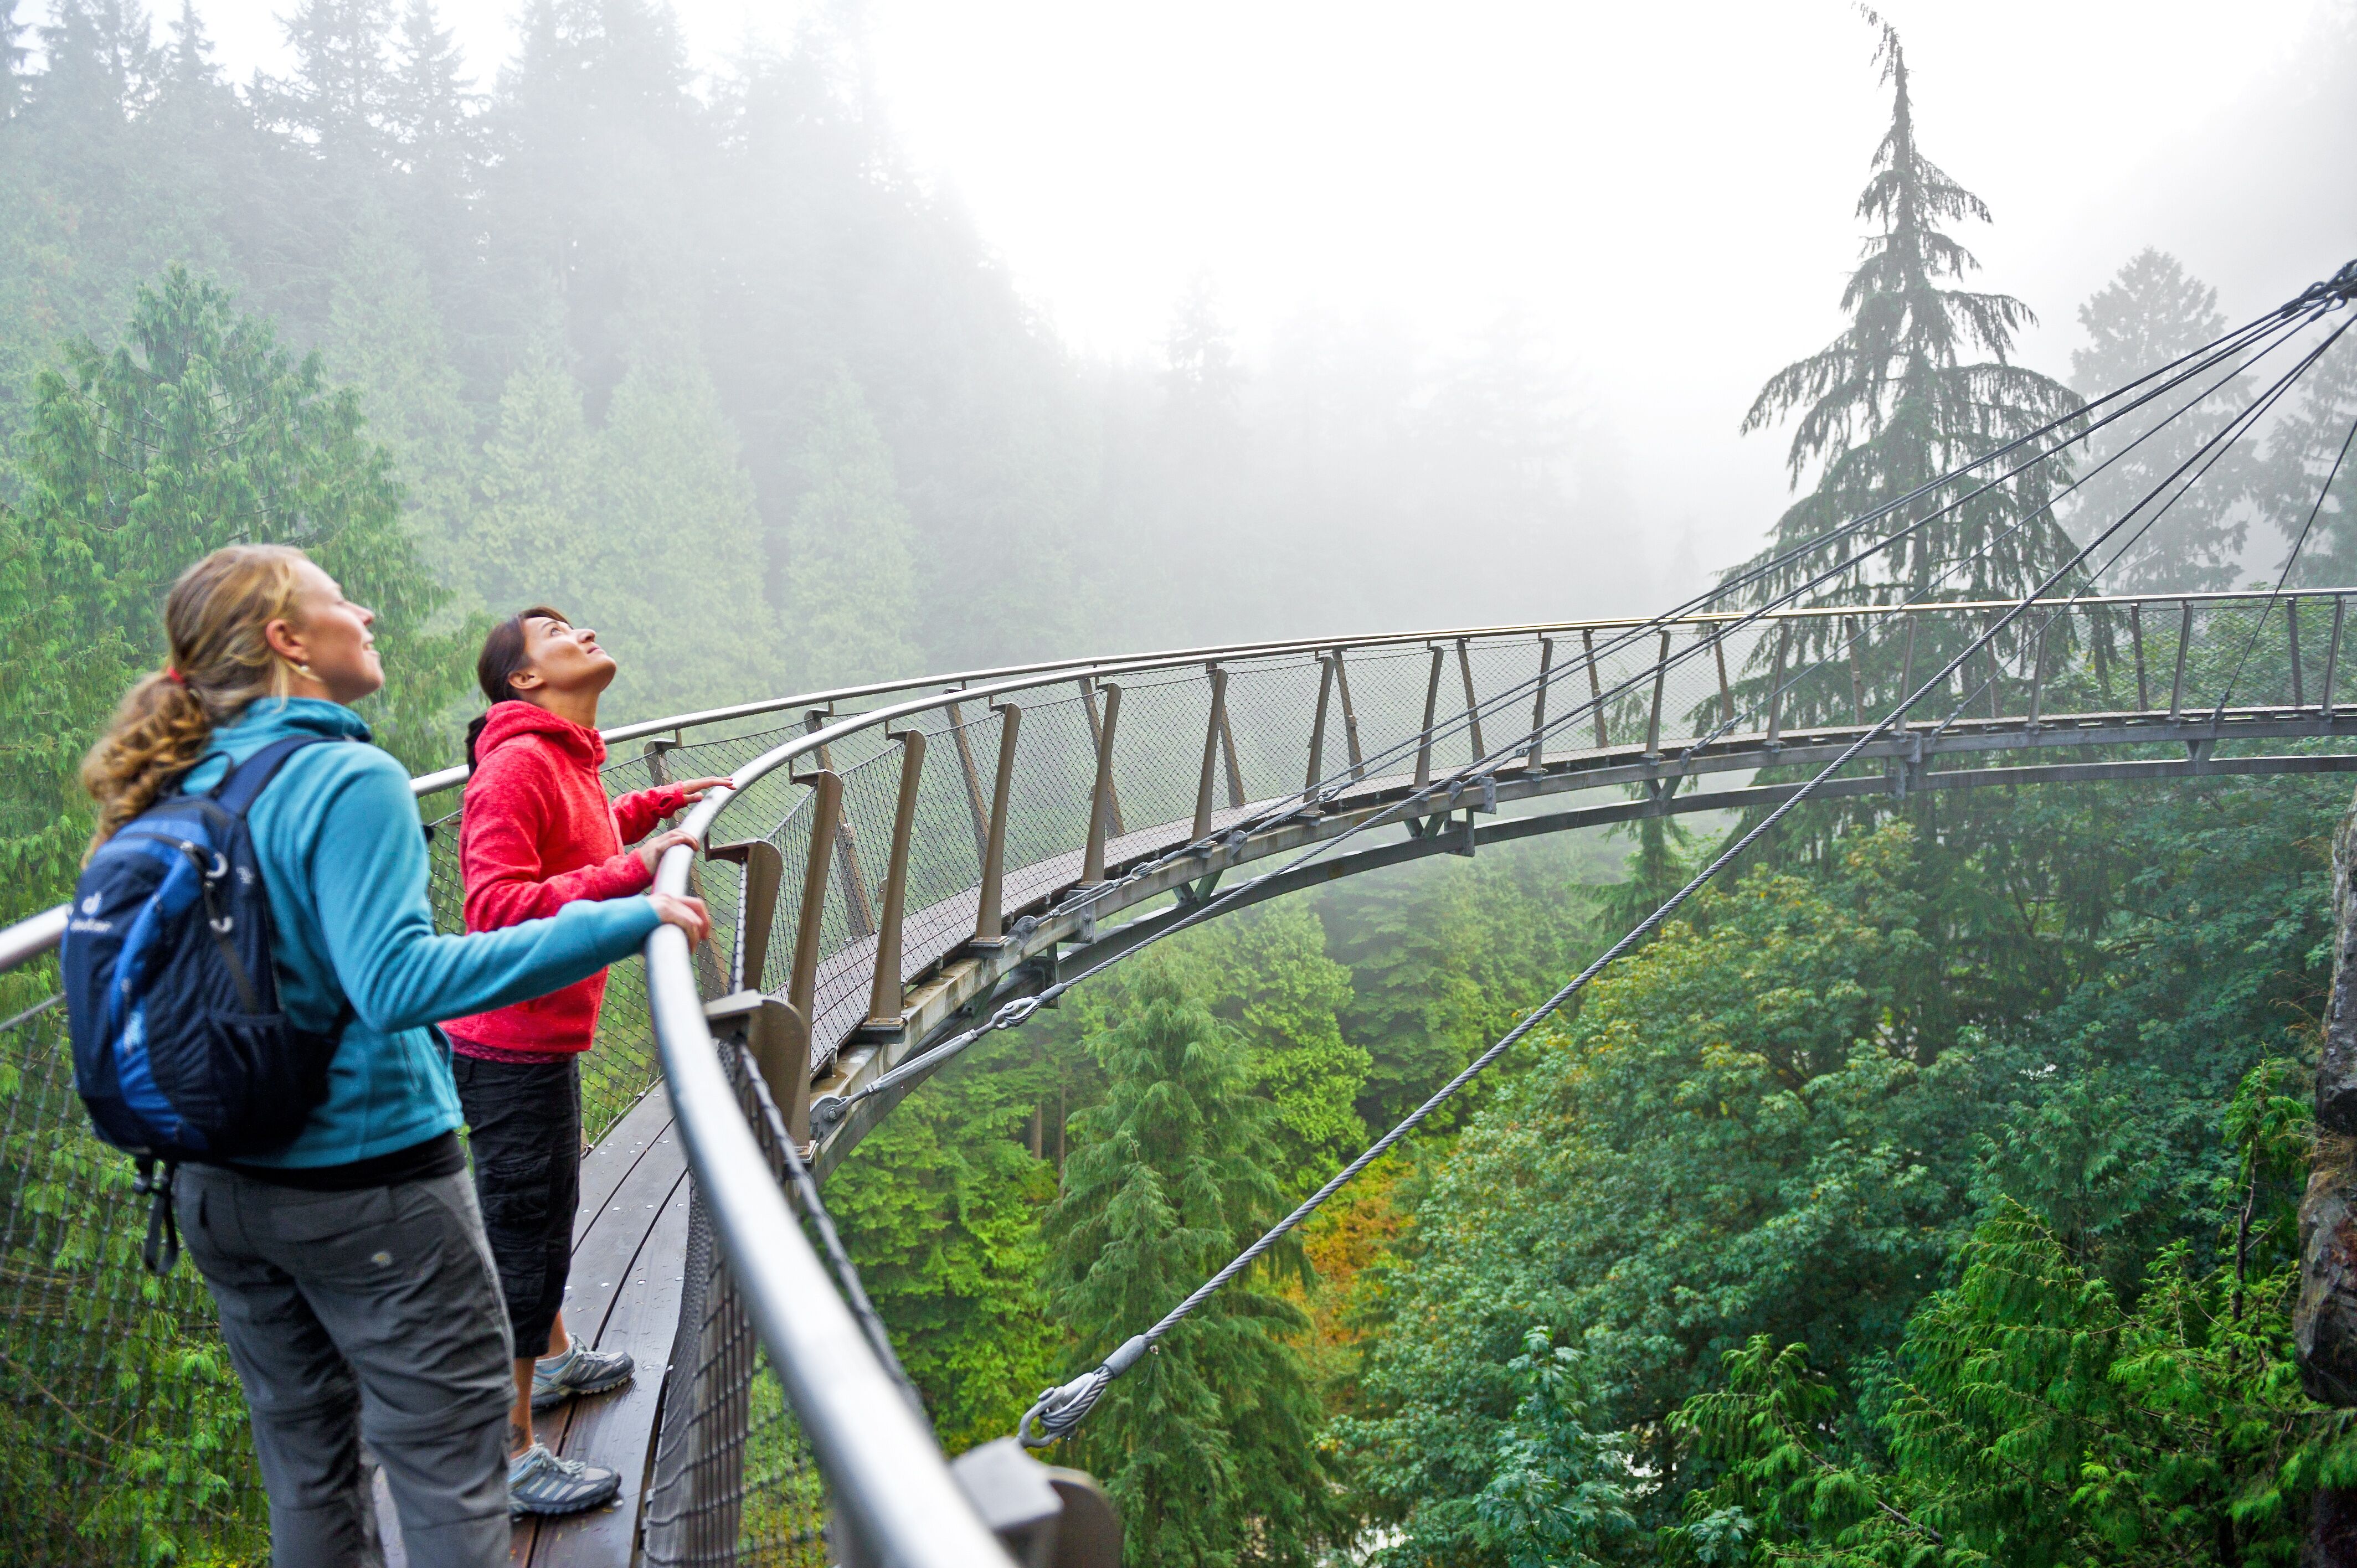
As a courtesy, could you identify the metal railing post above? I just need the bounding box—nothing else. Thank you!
[1846,618,1866,725]
[864,730,926,1033]
[1644,628,1670,756]
[1766,621,1789,745]
[646,738,730,998]
[944,698,991,866]
[2131,602,2149,711]
[1334,649,1366,781]
[1527,636,1554,771]
[1457,638,1488,761]
[787,770,841,1034]
[2291,600,2306,708]
[1414,646,1444,787]
[806,711,876,940]
[706,838,786,996]
[1711,625,1733,730]
[1583,628,1609,749]
[1080,683,1123,886]
[1305,653,1336,793]
[1079,677,1125,838]
[1194,668,1230,841]
[2327,598,2346,717]
[974,705,1021,945]
[2170,600,2192,721]
[1895,616,1917,731]
[2026,622,2047,730]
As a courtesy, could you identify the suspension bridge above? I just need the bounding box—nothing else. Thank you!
[2,262,2353,1566]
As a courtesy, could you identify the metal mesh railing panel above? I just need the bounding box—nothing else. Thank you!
[0,982,269,1565]
[642,1039,830,1568]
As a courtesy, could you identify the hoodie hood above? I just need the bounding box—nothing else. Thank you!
[472,700,606,771]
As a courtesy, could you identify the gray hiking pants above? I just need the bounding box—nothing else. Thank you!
[176,1164,516,1567]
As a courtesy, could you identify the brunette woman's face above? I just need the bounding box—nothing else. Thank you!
[512,615,617,699]
[269,561,383,705]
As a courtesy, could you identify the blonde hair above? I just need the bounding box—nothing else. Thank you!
[82,545,312,854]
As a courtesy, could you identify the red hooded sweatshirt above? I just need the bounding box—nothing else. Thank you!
[442,703,687,1060]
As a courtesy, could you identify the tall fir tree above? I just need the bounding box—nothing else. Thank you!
[2067,249,2255,592]
[1042,966,1350,1568]
[273,0,394,167]
[780,370,919,689]
[1735,15,2077,728]
[2262,323,2357,586]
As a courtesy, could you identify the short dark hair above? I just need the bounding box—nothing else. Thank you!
[466,606,569,767]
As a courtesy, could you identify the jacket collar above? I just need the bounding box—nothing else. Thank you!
[473,700,607,770]
[207,697,374,758]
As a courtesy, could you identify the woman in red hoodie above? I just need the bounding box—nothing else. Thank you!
[444,606,730,1514]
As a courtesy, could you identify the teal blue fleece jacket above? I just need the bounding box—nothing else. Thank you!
[179,699,661,1167]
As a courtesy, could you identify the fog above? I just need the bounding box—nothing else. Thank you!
[13,0,2356,713]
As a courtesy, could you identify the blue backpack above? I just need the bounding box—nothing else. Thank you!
[63,736,348,1272]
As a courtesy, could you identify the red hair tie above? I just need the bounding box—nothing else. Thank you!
[163,668,187,685]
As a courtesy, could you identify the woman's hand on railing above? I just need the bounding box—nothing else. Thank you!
[649,892,713,947]
[636,827,701,876]
[670,775,733,804]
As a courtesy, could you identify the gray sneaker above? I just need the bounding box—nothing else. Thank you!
[508,1442,621,1516]
[532,1341,635,1412]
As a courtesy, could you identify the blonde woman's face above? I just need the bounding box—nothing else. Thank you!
[271,560,383,705]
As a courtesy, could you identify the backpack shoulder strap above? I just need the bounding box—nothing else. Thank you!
[208,735,344,819]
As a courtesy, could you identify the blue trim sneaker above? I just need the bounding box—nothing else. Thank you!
[508,1442,621,1517]
[532,1339,635,1412]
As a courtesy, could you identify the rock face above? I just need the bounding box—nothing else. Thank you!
[2301,795,2357,1564]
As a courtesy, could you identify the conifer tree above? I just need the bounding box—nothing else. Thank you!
[2067,250,2254,592]
[467,348,595,615]
[274,0,394,166]
[1043,967,1349,1568]
[2262,326,2357,585]
[1736,16,2077,724]
[0,267,466,921]
[780,370,920,689]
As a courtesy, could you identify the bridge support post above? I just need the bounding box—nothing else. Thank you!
[1644,629,1670,757]
[1306,654,1336,793]
[805,713,876,940]
[2170,601,2193,721]
[1711,625,1732,730]
[1526,636,1554,772]
[1583,629,1609,749]
[1846,618,1866,725]
[2327,598,2346,717]
[945,699,991,866]
[1457,639,1488,764]
[1335,651,1366,781]
[1415,646,1444,787]
[2131,602,2149,711]
[1195,669,1231,841]
[975,704,1022,945]
[2026,622,2047,731]
[1081,683,1123,886]
[1766,622,1789,746]
[1896,616,1916,731]
[706,838,785,996]
[863,730,927,1035]
[1079,678,1125,837]
[786,770,841,1050]
[2293,600,2307,707]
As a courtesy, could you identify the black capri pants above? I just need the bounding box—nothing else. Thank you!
[452,1053,579,1357]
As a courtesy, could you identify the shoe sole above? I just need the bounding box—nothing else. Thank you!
[510,1477,622,1518]
[530,1364,634,1412]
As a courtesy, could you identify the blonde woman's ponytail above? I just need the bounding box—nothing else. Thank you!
[81,545,311,855]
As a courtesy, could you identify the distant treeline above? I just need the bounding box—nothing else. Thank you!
[0,0,1628,734]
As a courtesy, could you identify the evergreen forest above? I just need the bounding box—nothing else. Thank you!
[4,3,2357,1566]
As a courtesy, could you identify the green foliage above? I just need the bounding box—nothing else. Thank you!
[825,1033,1064,1452]
[0,264,466,923]
[2067,250,2254,593]
[1043,965,1350,1568]
[1339,825,1991,1564]
[1474,1328,1642,1568]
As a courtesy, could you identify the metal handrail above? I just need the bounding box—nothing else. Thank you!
[3,587,2346,977]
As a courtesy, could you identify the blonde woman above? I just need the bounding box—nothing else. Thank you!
[80,545,711,1565]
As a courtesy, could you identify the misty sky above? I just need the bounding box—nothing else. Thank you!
[63,0,2357,594]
